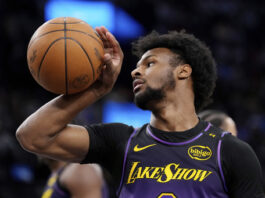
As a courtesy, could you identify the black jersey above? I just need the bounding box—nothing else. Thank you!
[82,120,265,198]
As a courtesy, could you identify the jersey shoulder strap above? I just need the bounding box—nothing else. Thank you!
[203,123,231,139]
[132,123,148,138]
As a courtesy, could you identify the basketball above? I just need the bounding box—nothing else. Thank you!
[27,17,104,95]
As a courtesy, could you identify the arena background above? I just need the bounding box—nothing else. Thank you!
[0,0,265,197]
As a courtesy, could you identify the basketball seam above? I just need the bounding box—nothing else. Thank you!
[65,37,95,82]
[64,17,69,95]
[28,29,103,49]
[37,38,65,80]
[37,37,95,81]
[36,36,95,94]
[48,22,84,24]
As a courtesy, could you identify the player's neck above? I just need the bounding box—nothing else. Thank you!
[150,112,198,132]
[150,99,198,132]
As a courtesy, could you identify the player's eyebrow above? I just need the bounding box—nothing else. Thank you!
[136,55,157,68]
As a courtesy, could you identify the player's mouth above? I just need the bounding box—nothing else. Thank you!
[133,79,145,93]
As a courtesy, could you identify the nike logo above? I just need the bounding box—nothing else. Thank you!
[133,144,156,152]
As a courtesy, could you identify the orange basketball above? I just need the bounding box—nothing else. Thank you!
[27,17,104,95]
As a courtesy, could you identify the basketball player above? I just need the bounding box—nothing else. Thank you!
[16,27,265,197]
[198,110,238,136]
[40,158,108,198]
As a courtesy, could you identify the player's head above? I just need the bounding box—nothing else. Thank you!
[131,30,217,112]
[198,110,238,136]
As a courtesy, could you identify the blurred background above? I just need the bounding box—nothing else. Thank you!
[0,0,265,197]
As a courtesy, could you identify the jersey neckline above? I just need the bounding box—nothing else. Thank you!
[147,120,211,145]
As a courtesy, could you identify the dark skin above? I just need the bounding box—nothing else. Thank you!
[16,26,123,162]
[16,27,198,163]
[132,48,198,131]
[42,159,103,198]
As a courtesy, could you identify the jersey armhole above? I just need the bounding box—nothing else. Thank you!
[217,131,230,192]
[116,124,148,195]
[116,128,139,196]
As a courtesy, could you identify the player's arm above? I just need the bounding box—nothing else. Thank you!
[16,26,124,162]
[61,164,103,198]
[222,135,265,198]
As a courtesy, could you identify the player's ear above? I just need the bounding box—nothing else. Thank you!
[176,64,192,79]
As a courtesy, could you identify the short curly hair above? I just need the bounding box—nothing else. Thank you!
[132,30,217,112]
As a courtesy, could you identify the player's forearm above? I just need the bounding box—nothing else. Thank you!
[16,88,101,150]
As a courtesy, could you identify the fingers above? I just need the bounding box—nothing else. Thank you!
[103,53,112,68]
[95,26,123,73]
[95,26,121,53]
[95,26,111,48]
[105,31,123,56]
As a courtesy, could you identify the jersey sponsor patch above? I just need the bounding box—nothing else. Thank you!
[188,145,212,161]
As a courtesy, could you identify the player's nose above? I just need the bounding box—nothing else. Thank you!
[131,66,142,79]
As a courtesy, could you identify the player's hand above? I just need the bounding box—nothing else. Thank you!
[90,26,124,97]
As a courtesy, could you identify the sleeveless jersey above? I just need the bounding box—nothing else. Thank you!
[117,122,230,198]
[41,166,70,198]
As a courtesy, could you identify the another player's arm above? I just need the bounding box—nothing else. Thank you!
[16,26,123,162]
[61,164,103,198]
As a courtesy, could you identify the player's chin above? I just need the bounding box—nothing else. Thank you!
[134,92,150,110]
[133,88,145,98]
[133,88,147,103]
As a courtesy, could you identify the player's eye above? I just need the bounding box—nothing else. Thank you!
[147,62,154,67]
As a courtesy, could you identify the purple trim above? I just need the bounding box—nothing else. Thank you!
[217,131,230,192]
[116,128,138,195]
[146,123,211,146]
[54,182,69,196]
[204,122,212,131]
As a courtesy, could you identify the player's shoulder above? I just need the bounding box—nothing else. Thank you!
[213,129,258,164]
[206,123,253,152]
[204,121,228,138]
[65,163,101,174]
[222,133,255,154]
[61,163,103,186]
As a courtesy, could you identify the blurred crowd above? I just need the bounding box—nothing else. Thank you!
[0,0,265,197]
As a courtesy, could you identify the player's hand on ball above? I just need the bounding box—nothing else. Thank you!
[91,26,124,97]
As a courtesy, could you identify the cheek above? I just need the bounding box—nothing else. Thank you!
[146,70,170,88]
